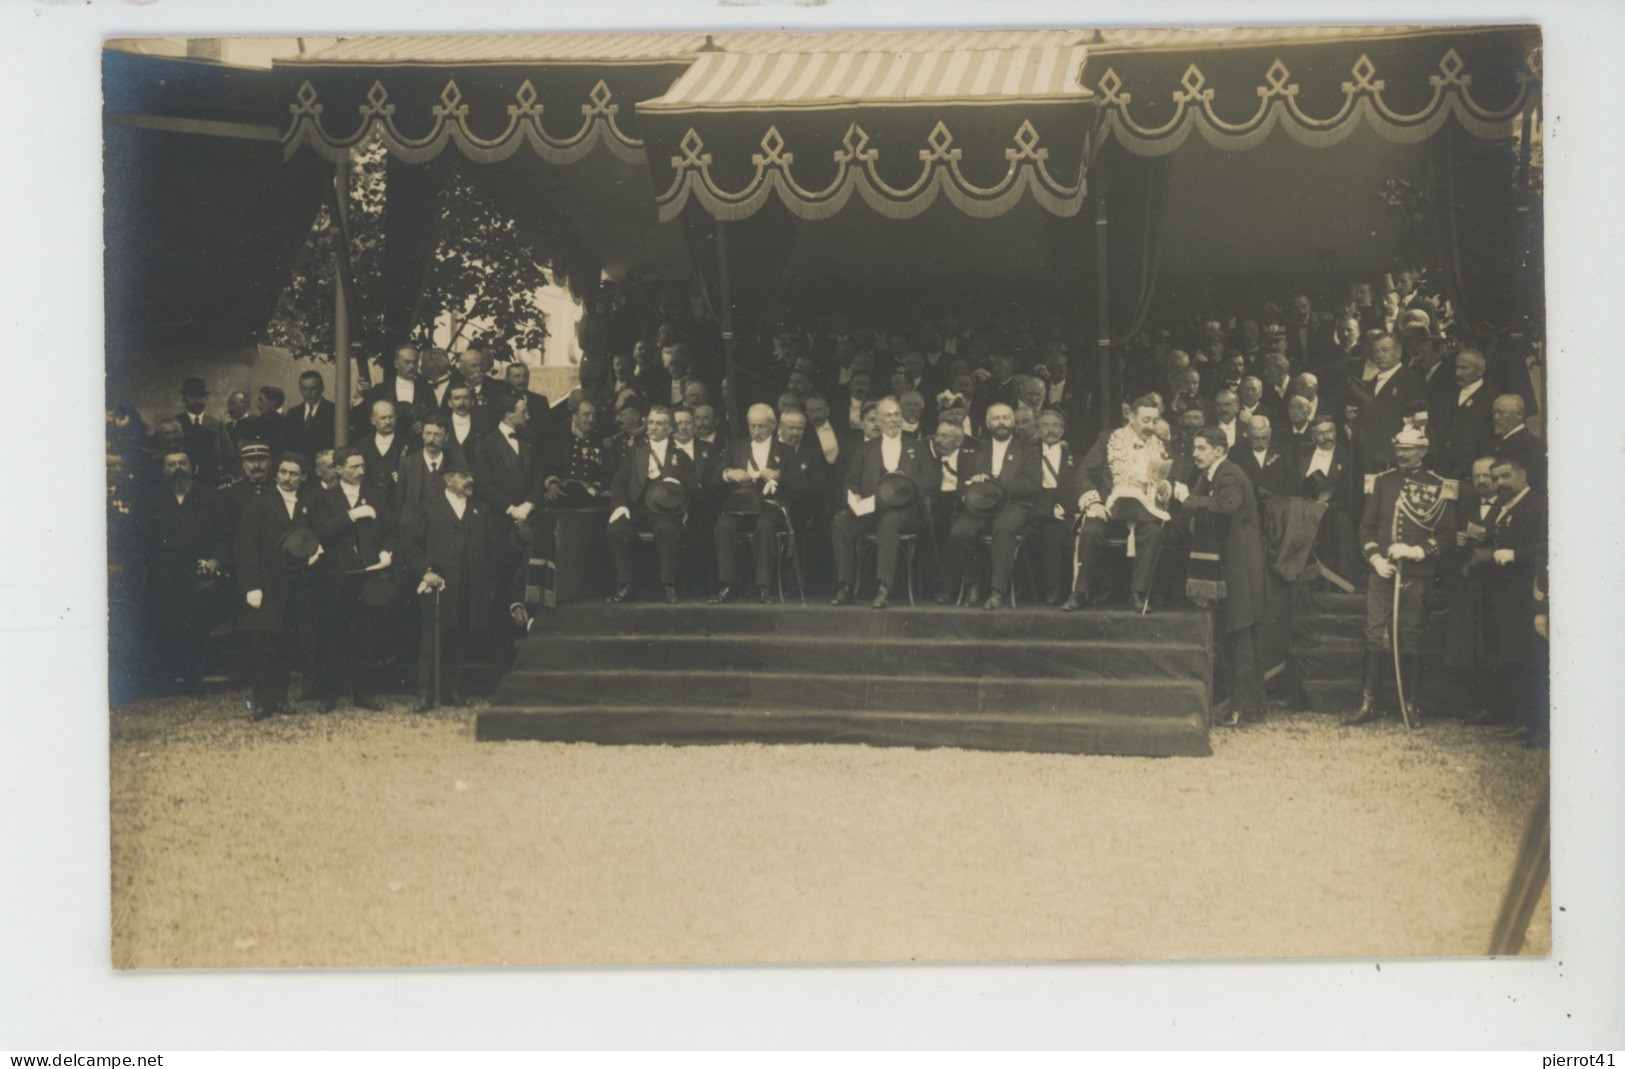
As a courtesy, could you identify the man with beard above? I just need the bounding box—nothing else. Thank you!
[1029,408,1082,605]
[1064,395,1171,613]
[1345,426,1457,727]
[542,398,611,508]
[774,407,829,540]
[235,452,322,720]
[606,406,699,604]
[1444,456,1501,724]
[1234,415,1294,501]
[924,414,978,593]
[711,404,800,604]
[310,448,395,712]
[1300,415,1357,579]
[401,454,502,712]
[145,450,226,694]
[1211,388,1242,450]
[946,401,1041,610]
[1490,393,1546,495]
[831,397,933,609]
[692,403,722,447]
[357,399,408,511]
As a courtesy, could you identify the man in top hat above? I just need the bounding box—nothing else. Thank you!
[606,405,700,603]
[235,451,322,720]
[309,447,396,712]
[176,376,225,487]
[1345,425,1457,726]
[830,396,934,609]
[711,404,800,604]
[945,401,1042,610]
[400,452,502,712]
[1064,394,1173,612]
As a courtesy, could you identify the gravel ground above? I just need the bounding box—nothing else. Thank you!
[110,694,1549,969]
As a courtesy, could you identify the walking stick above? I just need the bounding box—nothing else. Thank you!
[432,586,442,711]
[1391,558,1414,729]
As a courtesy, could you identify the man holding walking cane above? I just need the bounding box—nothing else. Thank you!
[1345,425,1457,727]
[401,454,503,713]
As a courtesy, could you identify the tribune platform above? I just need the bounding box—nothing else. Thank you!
[477,602,1214,757]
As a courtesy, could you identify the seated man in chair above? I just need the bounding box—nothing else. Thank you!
[944,402,1042,610]
[711,404,799,604]
[1064,394,1173,613]
[605,406,699,604]
[830,397,934,609]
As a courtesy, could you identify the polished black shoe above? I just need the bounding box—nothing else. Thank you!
[1130,592,1151,614]
[1214,705,1242,728]
[962,585,982,609]
[605,583,631,604]
[509,602,532,633]
[830,584,854,606]
[1341,696,1386,727]
[708,585,733,604]
[1060,594,1081,612]
[982,590,1008,611]
[663,585,681,604]
[756,586,775,604]
[871,583,890,610]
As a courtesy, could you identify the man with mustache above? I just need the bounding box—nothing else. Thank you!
[145,449,226,695]
[945,401,1041,610]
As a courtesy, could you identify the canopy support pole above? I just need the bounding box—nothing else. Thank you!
[714,218,741,432]
[332,152,352,448]
[1093,159,1112,429]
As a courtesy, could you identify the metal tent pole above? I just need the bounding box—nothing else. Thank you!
[332,152,352,448]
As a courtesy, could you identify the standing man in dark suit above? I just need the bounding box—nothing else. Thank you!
[1233,415,1296,501]
[830,396,934,609]
[362,344,437,443]
[356,399,408,512]
[471,393,543,621]
[1179,428,1267,726]
[176,376,225,487]
[1490,393,1547,495]
[145,449,226,694]
[234,386,288,460]
[605,406,699,604]
[1345,426,1457,727]
[397,414,462,525]
[1299,415,1357,579]
[400,454,501,712]
[947,401,1041,610]
[215,390,251,475]
[711,404,799,603]
[234,451,321,720]
[1348,331,1425,475]
[1436,346,1495,480]
[310,447,396,712]
[284,370,337,463]
[1474,456,1547,745]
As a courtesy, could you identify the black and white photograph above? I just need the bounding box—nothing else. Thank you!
[100,22,1558,969]
[6,0,1624,1051]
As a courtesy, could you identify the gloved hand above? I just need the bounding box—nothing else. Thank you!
[1370,554,1396,579]
[245,589,264,609]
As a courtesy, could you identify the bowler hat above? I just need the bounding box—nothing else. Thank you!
[644,479,688,516]
[962,480,1008,517]
[442,453,473,475]
[181,376,209,397]
[279,527,321,561]
[876,471,918,510]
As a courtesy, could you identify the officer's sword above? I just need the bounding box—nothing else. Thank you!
[1392,558,1414,730]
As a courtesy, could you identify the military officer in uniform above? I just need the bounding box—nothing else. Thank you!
[1345,426,1457,726]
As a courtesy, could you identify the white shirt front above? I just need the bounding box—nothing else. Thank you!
[446,488,467,520]
[939,449,960,492]
[1218,420,1237,448]
[1370,365,1399,396]
[1457,379,1484,407]
[1252,448,1269,468]
[451,413,473,442]
[990,438,1010,478]
[277,488,299,520]
[647,438,669,478]
[500,426,520,454]
[1306,446,1335,479]
[815,423,840,464]
[1041,443,1063,489]
[423,451,442,474]
[749,437,772,472]
[1048,379,1068,405]
[394,378,415,404]
[374,432,395,456]
[880,434,902,472]
[341,481,362,508]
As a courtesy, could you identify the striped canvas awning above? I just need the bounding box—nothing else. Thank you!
[640,40,1091,113]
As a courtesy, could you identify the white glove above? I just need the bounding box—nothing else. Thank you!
[1086,504,1108,521]
[1053,504,1065,520]
[1493,548,1515,566]
[609,506,630,525]
[1388,543,1423,562]
[1173,482,1190,503]
[348,504,376,521]
[245,589,263,609]
[508,501,535,522]
[1369,555,1396,579]
[376,550,393,569]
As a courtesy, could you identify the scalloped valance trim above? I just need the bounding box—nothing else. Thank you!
[281,77,646,165]
[653,119,1086,223]
[1092,47,1539,157]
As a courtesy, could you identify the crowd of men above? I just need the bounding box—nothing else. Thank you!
[109,269,1549,745]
